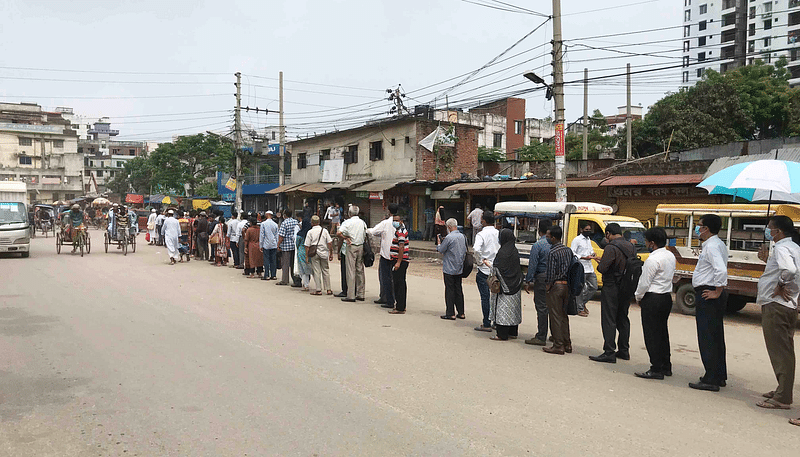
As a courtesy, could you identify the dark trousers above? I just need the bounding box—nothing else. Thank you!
[695,286,728,386]
[641,292,673,374]
[263,248,277,278]
[230,241,239,266]
[476,271,491,328]
[340,252,348,294]
[281,250,295,284]
[245,266,263,275]
[209,244,217,262]
[533,272,549,341]
[546,283,571,350]
[379,257,395,306]
[424,222,434,241]
[600,278,631,354]
[392,261,409,311]
[762,301,797,404]
[197,237,208,260]
[496,324,519,340]
[443,273,465,317]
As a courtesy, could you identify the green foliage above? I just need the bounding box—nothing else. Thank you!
[433,126,458,176]
[620,57,800,157]
[194,181,219,198]
[107,156,152,195]
[477,146,504,162]
[516,141,554,161]
[148,134,233,196]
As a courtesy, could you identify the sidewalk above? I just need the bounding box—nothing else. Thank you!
[408,239,440,260]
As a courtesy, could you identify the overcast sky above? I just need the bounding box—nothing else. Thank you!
[1,0,681,141]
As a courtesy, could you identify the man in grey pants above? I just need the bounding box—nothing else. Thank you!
[276,209,299,285]
[571,223,599,317]
[524,221,551,346]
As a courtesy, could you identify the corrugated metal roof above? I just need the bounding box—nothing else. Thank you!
[703,149,800,179]
[600,174,704,186]
[265,183,303,194]
[350,179,409,192]
[292,182,328,193]
[325,179,374,190]
[444,179,602,192]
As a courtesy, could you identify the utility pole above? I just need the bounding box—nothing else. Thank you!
[234,72,243,212]
[552,0,566,202]
[278,71,285,209]
[582,67,588,161]
[626,62,632,161]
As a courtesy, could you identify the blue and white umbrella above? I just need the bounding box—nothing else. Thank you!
[698,159,800,202]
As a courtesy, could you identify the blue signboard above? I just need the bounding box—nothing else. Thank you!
[241,146,254,154]
[267,144,283,155]
[216,172,236,198]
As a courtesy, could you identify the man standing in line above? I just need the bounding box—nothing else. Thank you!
[260,210,279,280]
[754,216,800,420]
[338,205,366,302]
[590,222,636,364]
[195,212,209,261]
[161,209,181,265]
[335,211,350,298]
[437,218,467,320]
[689,214,729,392]
[571,223,599,317]
[331,203,341,234]
[227,210,240,267]
[524,220,552,346]
[237,211,248,270]
[155,207,166,246]
[466,203,483,245]
[208,211,219,264]
[147,209,157,245]
[276,209,299,286]
[423,205,435,241]
[368,203,399,308]
[634,227,676,380]
[542,226,573,355]
[473,212,500,332]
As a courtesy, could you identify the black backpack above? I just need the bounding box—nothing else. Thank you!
[362,230,375,268]
[566,255,585,298]
[618,249,644,302]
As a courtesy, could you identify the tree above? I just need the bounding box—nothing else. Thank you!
[147,134,234,196]
[477,146,504,162]
[107,156,153,195]
[516,141,554,161]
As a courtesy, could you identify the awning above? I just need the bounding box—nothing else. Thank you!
[266,183,303,194]
[444,179,603,192]
[600,174,704,186]
[350,179,408,192]
[125,193,144,204]
[192,199,212,210]
[326,179,374,190]
[292,182,328,193]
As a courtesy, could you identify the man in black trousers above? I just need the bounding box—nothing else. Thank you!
[335,212,349,298]
[633,227,676,380]
[590,222,636,364]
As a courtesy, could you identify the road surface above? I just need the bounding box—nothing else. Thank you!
[1,233,798,456]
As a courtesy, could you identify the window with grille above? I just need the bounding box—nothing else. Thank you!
[297,153,307,169]
[369,141,383,161]
[53,140,64,148]
[344,145,358,164]
[320,149,331,161]
[19,138,32,146]
[19,156,32,165]
[493,133,503,148]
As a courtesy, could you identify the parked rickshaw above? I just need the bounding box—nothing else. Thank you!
[56,210,91,256]
[104,216,137,255]
[32,204,56,238]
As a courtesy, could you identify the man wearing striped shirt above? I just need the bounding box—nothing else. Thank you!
[543,226,573,355]
[388,213,410,314]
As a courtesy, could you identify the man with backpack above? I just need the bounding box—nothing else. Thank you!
[590,222,637,364]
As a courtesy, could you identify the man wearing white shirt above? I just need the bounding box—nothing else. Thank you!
[227,210,240,267]
[367,203,399,308]
[690,214,729,392]
[473,212,500,332]
[466,204,483,245]
[570,223,599,317]
[634,227,676,380]
[755,216,800,413]
[338,206,367,302]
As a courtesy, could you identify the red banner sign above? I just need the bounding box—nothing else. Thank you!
[554,122,565,157]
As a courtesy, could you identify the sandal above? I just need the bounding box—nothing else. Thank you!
[757,399,790,410]
[326,290,333,295]
[456,314,466,320]
[790,418,800,426]
[489,336,508,341]
[388,309,405,314]
[310,291,322,296]
[763,391,776,399]
[440,315,456,320]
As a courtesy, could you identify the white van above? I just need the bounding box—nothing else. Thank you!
[0,181,31,257]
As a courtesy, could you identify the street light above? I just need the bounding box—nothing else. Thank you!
[523,70,565,203]
[524,71,553,100]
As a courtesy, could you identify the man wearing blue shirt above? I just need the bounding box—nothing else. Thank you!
[260,211,279,280]
[524,220,551,346]
[437,218,467,320]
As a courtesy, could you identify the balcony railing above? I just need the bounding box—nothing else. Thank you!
[241,174,279,186]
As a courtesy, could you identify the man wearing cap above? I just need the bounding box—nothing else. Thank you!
[161,210,181,264]
[260,210,279,280]
[155,208,166,246]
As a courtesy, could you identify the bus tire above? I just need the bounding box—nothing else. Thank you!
[726,294,749,314]
[675,283,696,316]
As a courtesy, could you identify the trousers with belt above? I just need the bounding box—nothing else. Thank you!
[695,286,728,386]
[546,282,571,350]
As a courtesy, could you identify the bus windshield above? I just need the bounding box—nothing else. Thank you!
[0,202,28,225]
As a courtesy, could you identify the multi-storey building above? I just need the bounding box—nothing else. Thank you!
[682,0,800,87]
[0,102,83,203]
[78,119,147,193]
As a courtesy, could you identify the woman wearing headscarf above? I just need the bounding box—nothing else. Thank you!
[243,216,263,278]
[295,213,313,290]
[489,228,523,341]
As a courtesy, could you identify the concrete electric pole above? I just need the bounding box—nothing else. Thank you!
[552,0,567,202]
[234,72,243,212]
[626,62,632,161]
[278,71,285,208]
[583,67,588,161]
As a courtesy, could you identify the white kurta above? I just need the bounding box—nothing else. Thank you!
[147,213,157,240]
[161,217,181,260]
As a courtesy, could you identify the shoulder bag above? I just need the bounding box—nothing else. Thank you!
[488,267,502,294]
[307,229,323,259]
[460,235,474,278]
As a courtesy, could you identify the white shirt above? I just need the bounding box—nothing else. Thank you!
[692,235,728,288]
[757,237,800,309]
[367,216,394,260]
[570,234,595,273]
[635,247,677,302]
[468,208,483,229]
[305,225,333,257]
[234,217,246,238]
[339,216,366,245]
[473,225,500,275]
[227,218,240,242]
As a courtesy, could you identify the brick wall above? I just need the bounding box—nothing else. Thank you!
[504,98,525,159]
[415,120,480,181]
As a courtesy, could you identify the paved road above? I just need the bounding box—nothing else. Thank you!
[1,234,799,456]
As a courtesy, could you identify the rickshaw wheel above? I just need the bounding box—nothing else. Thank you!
[56,233,61,254]
[86,232,91,254]
[79,234,84,257]
[104,232,109,253]
[131,234,136,253]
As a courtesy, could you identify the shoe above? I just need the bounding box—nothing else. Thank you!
[635,370,665,380]
[698,377,726,387]
[664,370,673,377]
[542,346,565,355]
[341,298,356,302]
[564,345,573,353]
[275,282,288,286]
[525,337,546,346]
[474,326,493,332]
[615,352,631,360]
[374,299,386,304]
[589,353,617,363]
[689,381,720,392]
[356,298,365,301]
[388,309,405,314]
[577,311,589,317]
[380,304,393,309]
[334,292,347,297]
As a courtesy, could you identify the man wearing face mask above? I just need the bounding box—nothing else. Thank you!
[689,214,729,392]
[634,227,676,380]
[570,223,599,317]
